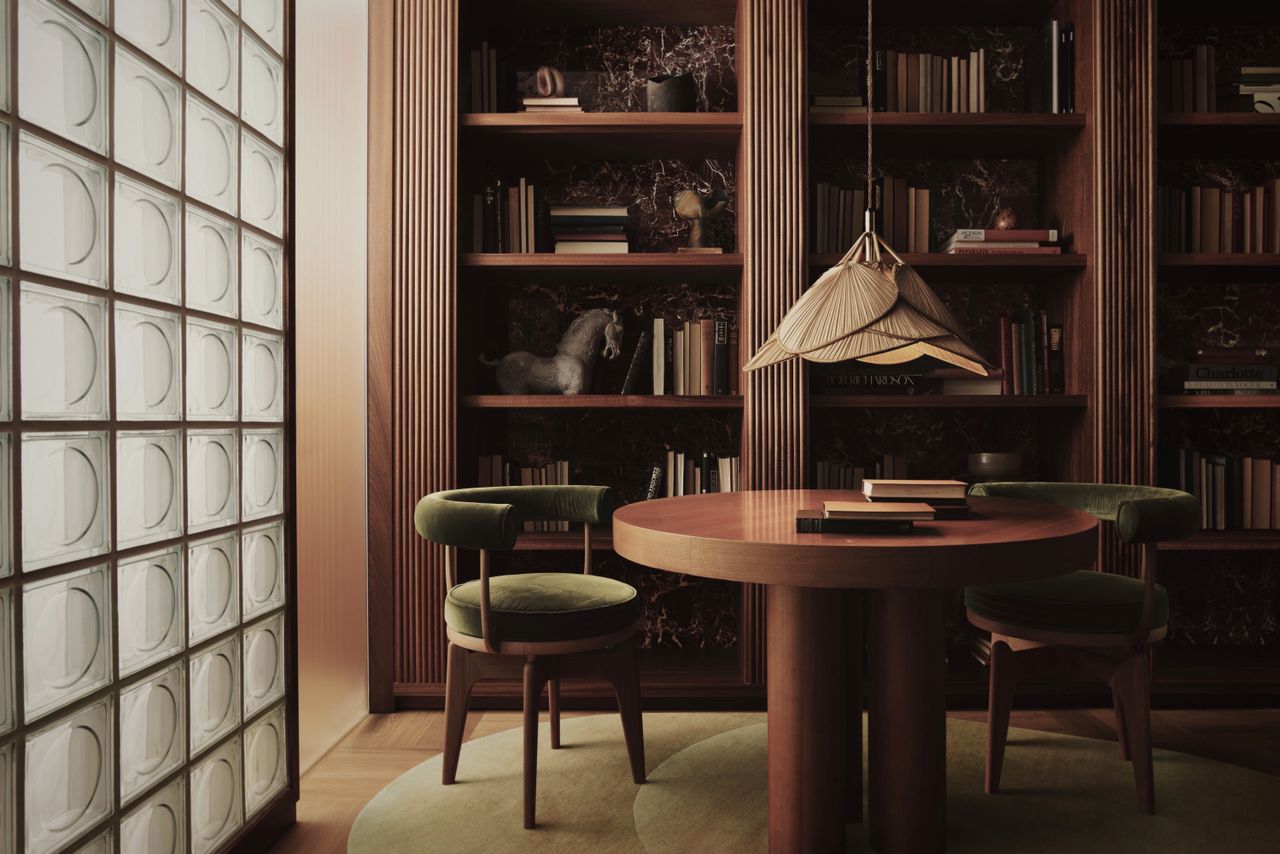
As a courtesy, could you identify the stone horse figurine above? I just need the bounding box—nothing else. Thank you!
[482,309,624,395]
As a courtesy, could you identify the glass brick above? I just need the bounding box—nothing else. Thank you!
[0,742,11,854]
[242,429,284,521]
[242,330,284,422]
[0,279,8,420]
[241,520,284,620]
[121,777,185,854]
[0,0,9,112]
[24,697,113,854]
[115,46,182,188]
[241,231,283,329]
[117,0,182,73]
[0,436,9,579]
[0,588,12,734]
[18,134,108,287]
[186,318,238,421]
[65,0,106,24]
[18,0,109,154]
[241,130,284,237]
[117,430,185,550]
[242,31,284,145]
[188,532,238,644]
[0,126,10,266]
[115,303,183,420]
[189,734,242,854]
[20,282,109,420]
[118,546,185,677]
[23,564,112,720]
[185,206,237,317]
[244,703,286,817]
[243,612,284,718]
[186,0,238,113]
[187,429,238,533]
[21,432,110,570]
[120,661,185,803]
[186,94,237,215]
[188,634,239,756]
[114,175,182,303]
[242,0,282,55]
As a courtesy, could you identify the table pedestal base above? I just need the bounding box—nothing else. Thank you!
[767,585,849,854]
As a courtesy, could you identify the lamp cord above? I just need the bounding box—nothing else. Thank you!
[866,0,873,210]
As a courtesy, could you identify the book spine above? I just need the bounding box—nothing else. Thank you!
[998,314,1013,395]
[1048,324,1065,394]
[492,177,506,253]
[1036,310,1050,394]
[482,182,498,253]
[873,49,887,112]
[645,465,664,500]
[700,319,715,396]
[620,330,650,394]
[713,319,730,395]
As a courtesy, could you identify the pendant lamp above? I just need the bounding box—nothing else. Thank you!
[744,1,992,377]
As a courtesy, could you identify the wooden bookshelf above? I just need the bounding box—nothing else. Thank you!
[810,113,1084,157]
[462,112,742,158]
[1159,395,1280,410]
[513,531,615,551]
[812,394,1088,409]
[463,394,744,409]
[808,252,1086,281]
[461,252,744,283]
[1159,531,1280,552]
[1158,254,1280,282]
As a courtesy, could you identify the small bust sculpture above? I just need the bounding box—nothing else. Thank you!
[674,188,730,253]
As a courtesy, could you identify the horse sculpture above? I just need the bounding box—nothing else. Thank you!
[481,308,624,395]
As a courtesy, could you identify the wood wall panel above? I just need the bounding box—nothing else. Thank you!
[738,0,810,684]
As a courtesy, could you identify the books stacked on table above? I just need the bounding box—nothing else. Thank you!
[1158,448,1280,531]
[1178,348,1278,396]
[1156,181,1280,253]
[473,176,547,253]
[871,49,986,113]
[653,450,741,497]
[796,500,934,535]
[863,478,970,519]
[1233,67,1280,114]
[522,96,582,113]
[649,315,738,396]
[811,95,866,114]
[943,228,1061,255]
[1158,44,1215,113]
[551,206,629,254]
[475,455,571,532]
[996,311,1066,395]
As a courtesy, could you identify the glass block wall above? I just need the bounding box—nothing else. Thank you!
[0,0,293,852]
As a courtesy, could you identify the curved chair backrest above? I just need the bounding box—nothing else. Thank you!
[968,482,1198,545]
[415,485,619,552]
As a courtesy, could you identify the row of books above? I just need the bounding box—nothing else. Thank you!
[871,49,987,113]
[815,455,908,489]
[1235,67,1280,114]
[997,311,1066,396]
[475,455,572,532]
[1159,45,1217,114]
[649,451,741,498]
[813,177,931,253]
[1171,347,1277,397]
[472,176,546,254]
[1156,182,1280,254]
[1041,20,1077,114]
[646,316,739,396]
[1159,450,1280,531]
[468,42,507,113]
[943,228,1062,256]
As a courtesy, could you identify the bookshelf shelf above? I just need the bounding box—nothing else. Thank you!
[462,252,744,283]
[1158,254,1280,282]
[808,252,1086,282]
[462,394,745,409]
[812,394,1088,409]
[1158,531,1280,551]
[810,112,1085,157]
[1159,395,1280,409]
[514,531,615,551]
[462,112,742,159]
[810,112,1085,130]
[1159,113,1280,128]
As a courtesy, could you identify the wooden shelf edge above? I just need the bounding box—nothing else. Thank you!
[463,252,743,269]
[1159,532,1280,551]
[1160,113,1280,128]
[809,253,1086,268]
[809,112,1086,129]
[1159,395,1280,409]
[812,394,1088,409]
[1159,253,1280,267]
[463,394,744,409]
[463,111,742,130]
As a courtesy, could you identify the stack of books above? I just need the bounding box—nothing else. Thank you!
[811,95,865,114]
[475,455,572,531]
[815,455,907,488]
[1177,347,1277,397]
[863,478,970,519]
[1041,20,1076,114]
[650,316,738,396]
[1156,181,1280,253]
[1159,448,1280,531]
[943,228,1062,255]
[1158,44,1216,113]
[521,96,582,113]
[796,500,934,535]
[472,176,547,253]
[551,206,629,254]
[653,451,741,497]
[1234,66,1280,114]
[997,311,1065,395]
[871,49,986,113]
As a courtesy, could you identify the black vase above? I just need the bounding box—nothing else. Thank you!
[646,73,697,112]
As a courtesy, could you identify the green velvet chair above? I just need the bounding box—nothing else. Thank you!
[414,485,645,829]
[964,482,1198,814]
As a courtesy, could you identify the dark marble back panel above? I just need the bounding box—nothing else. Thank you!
[1159,160,1280,192]
[1163,552,1280,648]
[1159,25,1280,75]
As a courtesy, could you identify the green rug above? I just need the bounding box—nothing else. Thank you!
[348,713,1280,853]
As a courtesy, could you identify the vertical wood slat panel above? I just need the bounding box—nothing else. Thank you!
[390,0,457,685]
[739,0,808,684]
[1094,0,1156,576]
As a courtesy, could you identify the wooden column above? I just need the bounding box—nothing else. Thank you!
[1093,0,1156,575]
[738,0,809,685]
[368,0,459,707]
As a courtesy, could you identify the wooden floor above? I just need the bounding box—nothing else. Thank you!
[269,707,1280,854]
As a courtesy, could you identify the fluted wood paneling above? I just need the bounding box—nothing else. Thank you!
[739,0,809,684]
[1094,0,1156,575]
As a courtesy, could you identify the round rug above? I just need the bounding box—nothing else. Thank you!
[348,713,1280,853]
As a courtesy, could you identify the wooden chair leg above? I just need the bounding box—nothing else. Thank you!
[442,642,474,785]
[607,642,646,784]
[548,675,561,749]
[985,640,1018,794]
[1113,651,1156,814]
[523,656,547,829]
[1111,683,1132,761]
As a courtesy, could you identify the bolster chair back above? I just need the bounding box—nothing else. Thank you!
[414,485,619,551]
[968,482,1199,545]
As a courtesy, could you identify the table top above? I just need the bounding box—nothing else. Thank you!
[612,490,1100,589]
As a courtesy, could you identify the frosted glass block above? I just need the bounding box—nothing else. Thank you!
[18,133,108,287]
[242,613,284,717]
[117,430,185,550]
[242,0,282,55]
[242,32,284,145]
[115,47,182,189]
[0,280,7,421]
[22,564,111,719]
[188,635,239,755]
[242,331,284,422]
[0,742,12,854]
[0,588,12,733]
[219,0,237,13]
[186,95,237,214]
[18,0,108,154]
[0,126,10,267]
[244,703,286,817]
[120,662,185,803]
[65,0,106,24]
[240,131,284,238]
[241,231,283,329]
[118,546,185,677]
[20,283,108,420]
[0,439,9,577]
[20,432,110,570]
[241,520,284,620]
[115,176,182,303]
[187,0,237,113]
[241,429,283,521]
[187,429,238,532]
[121,777,185,854]
[25,698,112,854]
[0,0,9,112]
[188,532,238,644]
[186,318,238,420]
[185,206,237,316]
[115,303,183,420]
[71,829,111,853]
[190,735,242,854]
[117,0,182,73]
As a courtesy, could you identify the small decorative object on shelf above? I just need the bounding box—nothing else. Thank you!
[944,228,1061,255]
[675,188,729,254]
[1237,67,1280,113]
[481,308,623,395]
[535,65,566,97]
[646,73,697,112]
[993,207,1018,230]
[522,65,582,113]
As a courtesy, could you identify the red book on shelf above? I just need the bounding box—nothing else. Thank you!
[997,314,1013,395]
[945,247,1063,255]
[948,229,1059,243]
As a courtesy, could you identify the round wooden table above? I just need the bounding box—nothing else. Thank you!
[613,490,1099,854]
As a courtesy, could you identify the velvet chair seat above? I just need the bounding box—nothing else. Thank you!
[965,570,1170,635]
[445,572,639,642]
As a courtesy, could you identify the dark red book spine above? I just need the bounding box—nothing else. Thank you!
[1036,310,1050,394]
[998,314,1013,395]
